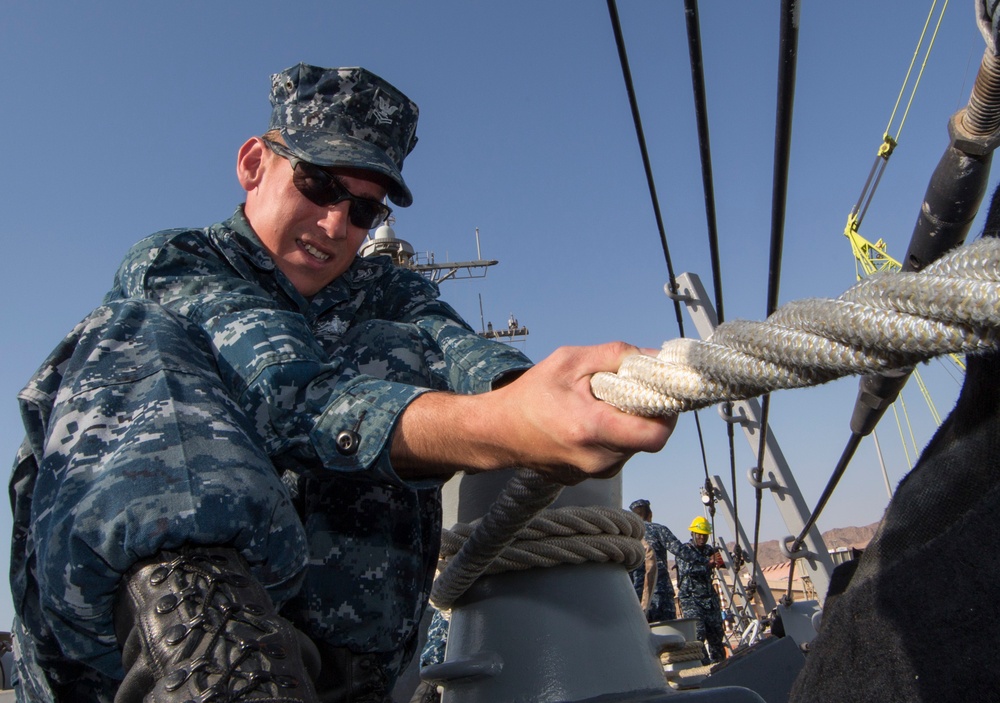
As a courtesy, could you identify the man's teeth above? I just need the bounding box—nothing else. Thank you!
[303,242,330,261]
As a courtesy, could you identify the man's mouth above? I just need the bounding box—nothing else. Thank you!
[301,240,331,261]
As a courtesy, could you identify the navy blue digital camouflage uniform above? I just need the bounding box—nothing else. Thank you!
[629,522,677,622]
[8,206,532,701]
[660,527,726,663]
[418,608,450,669]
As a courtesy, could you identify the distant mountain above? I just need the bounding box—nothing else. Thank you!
[741,522,881,569]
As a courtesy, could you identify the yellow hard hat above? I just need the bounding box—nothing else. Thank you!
[689,516,711,535]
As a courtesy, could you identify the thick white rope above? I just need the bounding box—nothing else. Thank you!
[591,236,1000,415]
[433,237,1000,609]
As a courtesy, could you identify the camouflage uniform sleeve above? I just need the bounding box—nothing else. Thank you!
[419,608,451,669]
[111,229,531,485]
[108,231,421,483]
[653,521,686,558]
[369,263,533,394]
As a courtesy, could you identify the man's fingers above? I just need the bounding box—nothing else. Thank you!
[599,407,677,454]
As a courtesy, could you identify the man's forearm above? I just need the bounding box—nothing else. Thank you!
[390,390,512,479]
[389,343,677,483]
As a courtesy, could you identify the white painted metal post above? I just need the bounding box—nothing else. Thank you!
[671,272,835,605]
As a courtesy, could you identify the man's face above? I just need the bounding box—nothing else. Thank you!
[244,140,388,297]
[692,532,709,547]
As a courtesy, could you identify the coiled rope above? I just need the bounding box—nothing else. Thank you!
[661,642,709,666]
[440,506,644,575]
[431,237,1000,610]
[432,470,564,608]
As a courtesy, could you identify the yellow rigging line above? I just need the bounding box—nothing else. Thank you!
[844,0,951,263]
[889,405,912,470]
[911,370,942,426]
[884,0,949,147]
[840,0,962,483]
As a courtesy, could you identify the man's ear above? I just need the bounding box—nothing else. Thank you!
[237,137,267,192]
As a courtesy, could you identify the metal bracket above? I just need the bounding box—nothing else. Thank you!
[746,466,781,491]
[663,282,695,303]
[779,535,818,561]
[719,401,755,428]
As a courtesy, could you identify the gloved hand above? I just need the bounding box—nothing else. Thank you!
[710,552,724,569]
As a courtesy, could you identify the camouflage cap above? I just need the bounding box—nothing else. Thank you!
[268,64,419,207]
[629,499,651,511]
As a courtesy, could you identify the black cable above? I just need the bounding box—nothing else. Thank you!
[605,0,685,336]
[682,0,745,558]
[751,0,801,592]
[607,1,722,508]
[766,0,799,318]
[683,0,726,326]
[750,396,768,586]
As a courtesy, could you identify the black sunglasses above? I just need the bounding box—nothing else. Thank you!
[263,139,392,230]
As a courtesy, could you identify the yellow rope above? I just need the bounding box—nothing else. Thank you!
[889,0,950,144]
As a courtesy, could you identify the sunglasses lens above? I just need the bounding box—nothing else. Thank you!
[292,164,347,207]
[349,201,389,230]
[291,163,389,230]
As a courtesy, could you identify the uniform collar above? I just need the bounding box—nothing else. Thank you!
[221,205,391,313]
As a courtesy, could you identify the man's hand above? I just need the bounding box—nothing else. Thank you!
[391,342,676,483]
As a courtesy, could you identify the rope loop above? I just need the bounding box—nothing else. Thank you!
[432,504,644,610]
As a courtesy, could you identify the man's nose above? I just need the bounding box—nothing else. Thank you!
[319,201,352,239]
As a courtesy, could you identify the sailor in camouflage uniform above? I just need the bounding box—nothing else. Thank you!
[627,499,677,622]
[661,516,727,664]
[9,64,674,703]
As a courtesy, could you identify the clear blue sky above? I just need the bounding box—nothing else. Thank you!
[0,2,988,632]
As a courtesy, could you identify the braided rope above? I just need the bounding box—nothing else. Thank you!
[433,238,1000,609]
[591,237,1000,415]
[431,470,563,609]
[432,505,644,609]
[661,642,708,665]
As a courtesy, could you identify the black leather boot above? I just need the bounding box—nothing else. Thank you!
[113,546,320,703]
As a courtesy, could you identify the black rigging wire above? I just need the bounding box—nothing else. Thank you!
[607,0,806,610]
[606,0,718,505]
[681,0,742,552]
[605,0,685,332]
[751,0,800,592]
[683,0,726,327]
[766,0,799,318]
[782,435,863,603]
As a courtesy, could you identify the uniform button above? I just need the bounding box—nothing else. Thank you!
[336,429,361,455]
